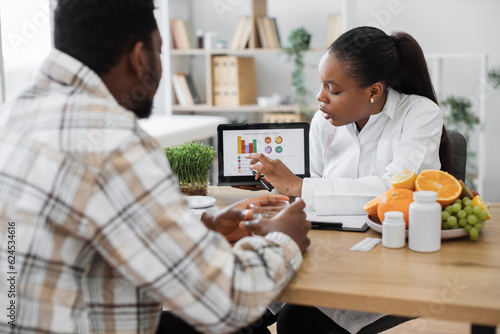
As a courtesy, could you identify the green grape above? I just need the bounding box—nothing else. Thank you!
[445,205,453,214]
[472,205,482,215]
[464,199,474,207]
[458,218,467,227]
[454,198,462,204]
[464,206,473,215]
[478,210,489,221]
[467,214,478,225]
[474,222,483,231]
[447,216,457,226]
[442,211,451,221]
[442,221,450,230]
[462,196,470,203]
[457,210,466,219]
[464,224,472,232]
[469,227,479,241]
[452,203,462,212]
[451,223,461,229]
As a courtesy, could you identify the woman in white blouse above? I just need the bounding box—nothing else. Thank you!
[245,26,454,334]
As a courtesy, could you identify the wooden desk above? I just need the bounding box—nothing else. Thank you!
[208,186,500,331]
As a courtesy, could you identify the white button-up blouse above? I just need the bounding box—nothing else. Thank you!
[301,88,443,215]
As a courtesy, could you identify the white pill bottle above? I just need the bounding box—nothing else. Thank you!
[409,191,441,252]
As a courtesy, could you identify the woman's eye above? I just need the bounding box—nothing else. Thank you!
[327,84,340,95]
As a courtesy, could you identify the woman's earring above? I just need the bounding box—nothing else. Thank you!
[370,98,374,104]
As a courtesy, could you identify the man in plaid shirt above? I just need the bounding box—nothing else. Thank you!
[0,0,311,333]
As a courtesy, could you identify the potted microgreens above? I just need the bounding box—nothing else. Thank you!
[165,142,215,196]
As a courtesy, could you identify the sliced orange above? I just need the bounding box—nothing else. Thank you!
[363,193,384,220]
[472,195,491,220]
[391,169,416,190]
[414,169,462,207]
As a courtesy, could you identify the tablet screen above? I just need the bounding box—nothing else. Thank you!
[217,123,310,185]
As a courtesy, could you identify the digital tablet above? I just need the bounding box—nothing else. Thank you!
[217,122,310,186]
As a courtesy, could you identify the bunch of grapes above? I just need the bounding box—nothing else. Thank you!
[441,197,488,241]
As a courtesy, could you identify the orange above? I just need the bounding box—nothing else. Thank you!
[363,193,384,220]
[377,188,414,228]
[414,169,462,207]
[472,195,492,220]
[391,169,416,190]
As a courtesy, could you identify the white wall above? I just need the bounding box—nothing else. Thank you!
[169,0,500,200]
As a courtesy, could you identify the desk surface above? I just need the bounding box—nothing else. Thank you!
[208,186,500,327]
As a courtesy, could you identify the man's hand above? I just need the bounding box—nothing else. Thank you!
[245,153,302,196]
[201,194,290,242]
[242,198,311,253]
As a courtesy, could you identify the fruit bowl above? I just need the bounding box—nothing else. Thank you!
[366,216,484,240]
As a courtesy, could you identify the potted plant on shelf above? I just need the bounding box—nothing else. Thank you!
[282,27,312,118]
[165,142,215,196]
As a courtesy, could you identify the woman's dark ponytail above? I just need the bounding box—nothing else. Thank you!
[328,27,454,175]
[391,32,454,175]
[391,32,437,104]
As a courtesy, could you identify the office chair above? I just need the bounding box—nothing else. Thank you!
[446,130,467,181]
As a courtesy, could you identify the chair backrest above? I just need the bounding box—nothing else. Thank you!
[446,130,467,181]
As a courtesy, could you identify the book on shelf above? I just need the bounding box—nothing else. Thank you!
[256,17,269,48]
[271,17,281,48]
[170,19,192,49]
[256,16,280,48]
[326,14,342,46]
[212,56,256,106]
[172,73,200,106]
[184,74,201,104]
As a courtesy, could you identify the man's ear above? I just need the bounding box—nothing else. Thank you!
[128,41,146,80]
[368,82,385,102]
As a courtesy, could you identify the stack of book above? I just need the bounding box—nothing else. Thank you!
[212,56,256,106]
[170,19,192,49]
[229,16,281,49]
[256,16,280,48]
[326,14,342,46]
[171,73,201,106]
[229,17,252,49]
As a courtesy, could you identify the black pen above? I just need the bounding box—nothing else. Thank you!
[251,170,272,192]
[310,222,343,230]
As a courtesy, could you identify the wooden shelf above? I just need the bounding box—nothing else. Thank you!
[172,104,318,113]
[167,0,329,118]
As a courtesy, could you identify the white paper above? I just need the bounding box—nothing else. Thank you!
[306,211,367,229]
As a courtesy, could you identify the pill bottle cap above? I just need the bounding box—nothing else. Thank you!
[413,191,438,202]
[383,211,404,224]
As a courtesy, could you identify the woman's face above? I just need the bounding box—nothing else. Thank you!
[317,52,374,128]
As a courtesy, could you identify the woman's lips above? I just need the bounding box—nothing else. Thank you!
[320,107,331,119]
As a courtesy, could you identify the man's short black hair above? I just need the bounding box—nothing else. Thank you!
[54,0,157,75]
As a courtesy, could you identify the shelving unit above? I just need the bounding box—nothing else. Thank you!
[165,0,345,119]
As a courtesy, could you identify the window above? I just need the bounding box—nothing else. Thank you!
[0,0,52,103]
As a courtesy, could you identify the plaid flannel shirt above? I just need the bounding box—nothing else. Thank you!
[0,49,302,334]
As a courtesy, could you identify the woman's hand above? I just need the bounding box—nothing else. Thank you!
[245,153,303,196]
[202,194,290,242]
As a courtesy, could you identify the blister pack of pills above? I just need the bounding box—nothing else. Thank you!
[350,237,382,252]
